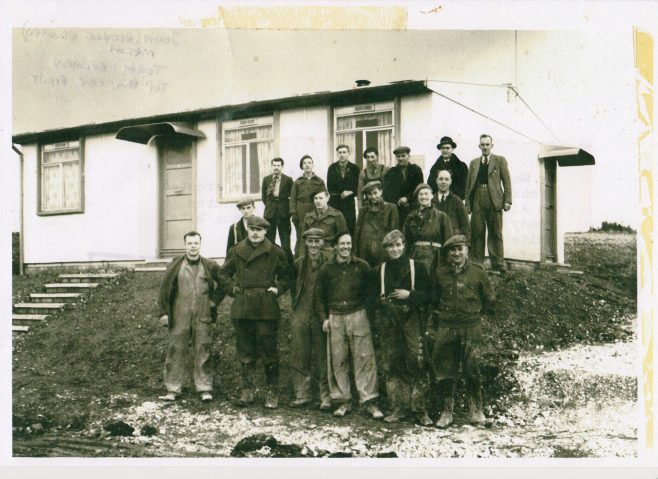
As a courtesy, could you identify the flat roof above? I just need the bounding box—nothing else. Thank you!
[12,80,429,145]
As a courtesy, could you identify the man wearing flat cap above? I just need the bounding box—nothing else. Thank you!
[383,146,424,225]
[354,180,399,267]
[219,215,291,409]
[375,230,433,426]
[226,199,255,256]
[289,228,332,409]
[357,147,389,209]
[464,134,512,273]
[428,234,495,428]
[301,188,348,256]
[427,136,468,200]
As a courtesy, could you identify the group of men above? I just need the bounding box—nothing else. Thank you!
[157,133,509,428]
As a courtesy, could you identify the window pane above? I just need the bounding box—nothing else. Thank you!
[337,111,392,132]
[224,145,245,197]
[62,161,81,209]
[254,141,273,194]
[42,164,62,210]
[43,147,78,164]
[225,125,272,144]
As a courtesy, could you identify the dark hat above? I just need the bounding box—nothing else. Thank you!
[393,146,411,155]
[310,188,329,202]
[413,183,432,198]
[302,228,325,239]
[443,234,469,249]
[437,136,457,149]
[362,180,382,194]
[246,216,270,230]
[236,199,255,208]
[382,229,404,246]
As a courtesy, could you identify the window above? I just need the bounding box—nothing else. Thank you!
[220,116,274,200]
[335,101,395,168]
[39,140,84,214]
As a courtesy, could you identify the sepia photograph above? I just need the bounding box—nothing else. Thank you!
[3,0,656,474]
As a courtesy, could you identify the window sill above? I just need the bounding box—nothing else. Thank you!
[37,209,85,217]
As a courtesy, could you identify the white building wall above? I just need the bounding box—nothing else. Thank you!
[399,94,436,172]
[22,133,158,264]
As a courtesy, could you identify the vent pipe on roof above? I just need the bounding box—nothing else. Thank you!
[355,79,371,87]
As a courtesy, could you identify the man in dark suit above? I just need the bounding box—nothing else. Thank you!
[382,146,424,225]
[326,144,360,235]
[464,134,512,272]
[427,136,468,200]
[226,199,254,256]
[433,170,470,240]
[262,157,293,261]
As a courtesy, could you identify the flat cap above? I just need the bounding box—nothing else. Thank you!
[382,229,404,246]
[443,234,469,249]
[413,183,432,198]
[393,146,411,155]
[246,216,270,230]
[362,180,382,194]
[302,228,325,239]
[310,188,329,202]
[236,199,255,208]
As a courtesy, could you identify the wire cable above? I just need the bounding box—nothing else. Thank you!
[509,86,562,144]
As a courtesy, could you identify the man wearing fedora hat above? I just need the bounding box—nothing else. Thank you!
[220,215,291,409]
[226,199,255,256]
[427,136,468,200]
[428,234,495,428]
[354,180,399,267]
[382,146,424,225]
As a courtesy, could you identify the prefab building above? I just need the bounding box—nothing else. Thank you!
[12,80,593,272]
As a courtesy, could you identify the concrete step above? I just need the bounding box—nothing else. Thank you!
[13,325,30,333]
[134,267,167,273]
[30,293,83,303]
[14,302,67,314]
[13,313,50,326]
[58,273,119,283]
[44,283,99,293]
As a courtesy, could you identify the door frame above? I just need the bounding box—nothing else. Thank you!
[157,133,197,257]
[540,157,557,262]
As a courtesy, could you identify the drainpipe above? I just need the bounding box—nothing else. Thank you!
[12,144,24,276]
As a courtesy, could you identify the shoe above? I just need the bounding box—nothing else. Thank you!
[200,392,213,402]
[237,388,254,407]
[417,411,433,427]
[158,392,178,401]
[366,402,384,420]
[320,399,332,411]
[435,410,454,429]
[469,409,486,426]
[333,403,352,417]
[383,408,407,423]
[264,388,279,409]
[290,398,310,408]
[467,386,486,426]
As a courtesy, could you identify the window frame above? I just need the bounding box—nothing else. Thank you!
[333,101,396,168]
[218,115,275,203]
[37,138,85,216]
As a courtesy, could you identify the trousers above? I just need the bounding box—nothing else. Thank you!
[470,187,506,270]
[164,314,213,393]
[326,308,379,404]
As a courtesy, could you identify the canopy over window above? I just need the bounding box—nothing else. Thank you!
[116,122,206,145]
[539,144,595,167]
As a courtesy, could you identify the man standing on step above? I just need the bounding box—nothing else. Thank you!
[327,144,360,235]
[157,231,226,402]
[289,228,332,410]
[316,232,384,419]
[428,234,495,428]
[383,146,424,226]
[219,216,291,409]
[464,134,512,272]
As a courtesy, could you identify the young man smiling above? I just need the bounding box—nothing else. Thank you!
[316,232,383,419]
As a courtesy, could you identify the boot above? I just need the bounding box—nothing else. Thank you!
[417,410,433,427]
[264,363,279,409]
[435,379,454,429]
[237,362,255,407]
[467,383,486,426]
[384,407,408,423]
